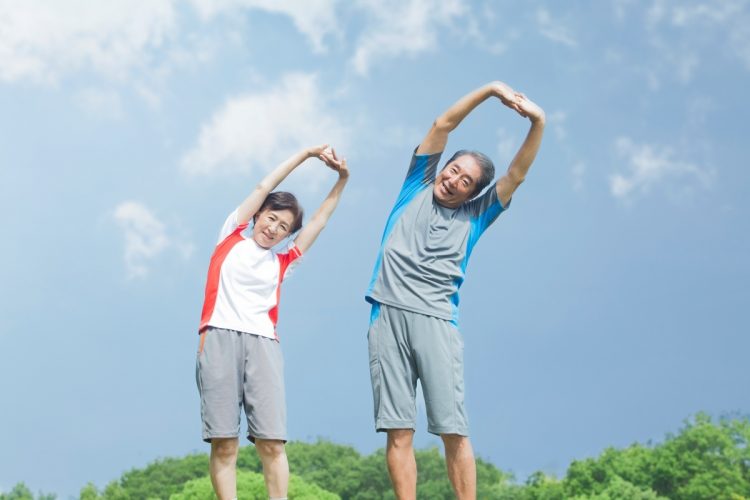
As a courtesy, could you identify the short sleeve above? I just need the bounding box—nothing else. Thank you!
[217,209,241,245]
[464,187,508,238]
[277,243,303,280]
[394,147,443,207]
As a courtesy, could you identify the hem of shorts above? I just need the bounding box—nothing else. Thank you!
[202,432,239,443]
[427,426,469,437]
[375,419,416,432]
[366,295,454,322]
[247,432,288,444]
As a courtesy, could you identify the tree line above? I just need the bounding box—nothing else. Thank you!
[3,413,749,499]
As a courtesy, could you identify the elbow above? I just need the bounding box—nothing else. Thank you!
[254,182,272,195]
[432,116,454,133]
[509,172,526,189]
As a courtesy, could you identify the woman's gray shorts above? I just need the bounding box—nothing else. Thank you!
[368,303,468,436]
[195,327,286,443]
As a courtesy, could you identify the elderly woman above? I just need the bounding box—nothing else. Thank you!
[196,145,349,500]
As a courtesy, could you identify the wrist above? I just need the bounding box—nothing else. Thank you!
[489,81,510,99]
[530,112,546,126]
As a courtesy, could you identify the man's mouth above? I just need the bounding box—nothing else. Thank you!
[440,182,453,196]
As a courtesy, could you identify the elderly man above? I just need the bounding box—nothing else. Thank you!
[365,81,545,499]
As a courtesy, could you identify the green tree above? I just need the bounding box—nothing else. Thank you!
[94,452,208,499]
[571,476,666,500]
[169,471,339,500]
[561,413,750,500]
[285,440,365,497]
[651,413,750,499]
[1,483,34,500]
[349,448,392,500]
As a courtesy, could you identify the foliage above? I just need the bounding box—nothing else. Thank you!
[0,483,55,500]
[77,453,208,500]
[563,413,750,500]
[570,476,666,499]
[9,413,750,500]
[169,470,339,500]
[0,483,33,500]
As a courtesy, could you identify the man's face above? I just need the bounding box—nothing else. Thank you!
[252,208,295,248]
[433,155,482,208]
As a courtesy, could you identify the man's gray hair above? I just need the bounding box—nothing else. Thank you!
[444,150,495,197]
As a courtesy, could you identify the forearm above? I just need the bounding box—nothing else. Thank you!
[435,83,496,132]
[507,117,545,184]
[257,149,309,192]
[314,176,347,223]
[237,149,310,224]
[294,175,348,252]
[418,81,516,155]
[495,116,545,206]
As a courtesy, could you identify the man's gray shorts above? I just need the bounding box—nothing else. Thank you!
[368,302,468,436]
[196,327,286,443]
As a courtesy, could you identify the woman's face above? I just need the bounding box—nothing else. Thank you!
[252,208,295,248]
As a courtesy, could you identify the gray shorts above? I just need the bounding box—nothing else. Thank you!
[368,302,468,436]
[195,327,286,443]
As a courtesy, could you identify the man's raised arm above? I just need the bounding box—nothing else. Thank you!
[416,81,521,155]
[495,95,546,207]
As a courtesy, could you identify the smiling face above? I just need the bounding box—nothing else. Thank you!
[252,208,295,248]
[433,154,483,208]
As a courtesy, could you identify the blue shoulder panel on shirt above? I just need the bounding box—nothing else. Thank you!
[449,195,505,325]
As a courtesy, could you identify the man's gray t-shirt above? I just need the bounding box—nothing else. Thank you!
[365,149,508,325]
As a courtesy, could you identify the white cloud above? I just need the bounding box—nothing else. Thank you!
[670,0,744,26]
[610,137,713,200]
[640,0,750,78]
[113,201,192,279]
[351,0,466,76]
[536,8,577,47]
[189,0,340,53]
[0,0,178,84]
[181,73,349,187]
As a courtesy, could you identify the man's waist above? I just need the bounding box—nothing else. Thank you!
[366,293,455,322]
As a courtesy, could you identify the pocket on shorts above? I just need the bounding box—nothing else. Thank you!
[367,309,381,382]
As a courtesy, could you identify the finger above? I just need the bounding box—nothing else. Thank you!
[320,152,336,165]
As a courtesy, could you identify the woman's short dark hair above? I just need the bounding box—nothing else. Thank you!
[255,191,304,233]
[444,150,495,197]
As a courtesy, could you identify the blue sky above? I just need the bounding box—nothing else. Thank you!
[1,0,749,497]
